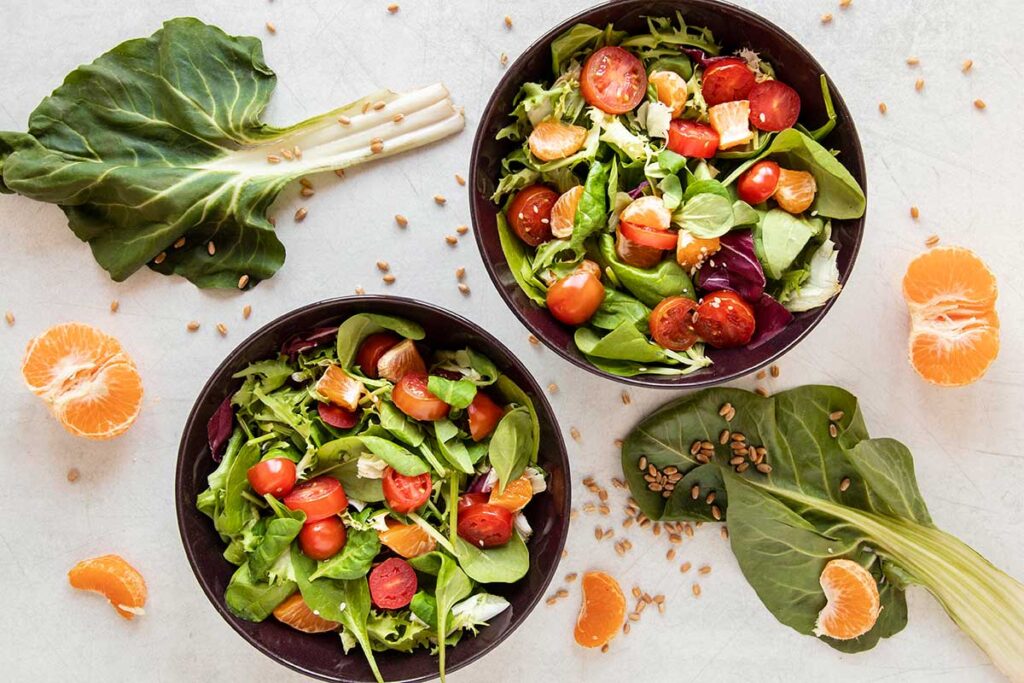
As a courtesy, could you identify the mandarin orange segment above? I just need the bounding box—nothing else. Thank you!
[773,168,817,214]
[528,119,587,162]
[676,230,721,271]
[488,475,533,512]
[813,559,880,640]
[378,519,436,558]
[273,592,340,633]
[68,554,147,620]
[574,571,626,648]
[708,100,754,150]
[902,247,1000,386]
[550,185,584,238]
[316,364,364,411]
[620,195,671,230]
[650,70,689,116]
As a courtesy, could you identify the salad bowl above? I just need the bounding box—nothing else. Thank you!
[469,0,867,387]
[175,296,570,682]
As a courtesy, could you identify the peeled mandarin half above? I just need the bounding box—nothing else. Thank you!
[650,70,689,116]
[574,571,626,648]
[273,592,340,633]
[902,246,999,386]
[814,559,880,640]
[68,554,148,620]
[21,323,143,439]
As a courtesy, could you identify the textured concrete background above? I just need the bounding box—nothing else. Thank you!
[0,1,1021,681]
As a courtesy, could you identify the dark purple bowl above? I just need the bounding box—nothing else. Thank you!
[175,296,570,682]
[469,0,867,388]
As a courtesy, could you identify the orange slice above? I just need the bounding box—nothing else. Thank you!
[650,70,689,117]
[902,246,999,386]
[378,519,436,558]
[620,195,671,230]
[68,554,147,620]
[814,559,880,640]
[273,592,340,633]
[550,185,584,238]
[316,364,364,411]
[676,230,721,271]
[773,168,817,214]
[528,119,587,162]
[22,323,143,439]
[488,475,533,512]
[574,571,626,648]
[708,100,754,150]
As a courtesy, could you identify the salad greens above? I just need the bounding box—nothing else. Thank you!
[493,15,865,377]
[196,313,546,682]
[0,18,463,289]
[621,386,1024,680]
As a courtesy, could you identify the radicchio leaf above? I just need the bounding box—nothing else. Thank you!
[207,394,234,462]
[626,180,650,199]
[697,231,766,301]
[749,293,793,349]
[280,325,338,359]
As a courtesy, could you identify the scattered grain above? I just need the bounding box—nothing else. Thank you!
[370,139,384,154]
[829,410,845,421]
[528,334,539,345]
[840,477,852,492]
[265,21,276,34]
[217,323,228,336]
[721,526,729,540]
[433,194,447,205]
[383,274,396,284]
[545,596,557,606]
[613,438,624,448]
[666,548,676,561]
[821,13,833,24]
[692,584,702,597]
[915,78,925,92]
[187,321,200,332]
[500,52,509,67]
[755,386,770,398]
[238,274,250,290]
[756,463,773,474]
[455,266,466,280]
[962,59,974,73]
[699,565,712,575]
[110,300,120,313]
[387,3,399,14]
[243,305,252,320]
[570,427,581,442]
[458,282,471,295]
[839,0,852,7]
[548,383,558,394]
[294,207,308,222]
[711,505,722,521]
[504,15,513,29]
[153,252,167,265]
[335,169,346,178]
[829,422,839,438]
[445,235,458,246]
[974,99,987,110]
[394,214,408,228]
[173,237,186,249]
[906,56,920,66]
[770,364,780,378]
[756,369,767,380]
[354,286,366,295]
[878,102,888,114]
[566,573,578,583]
[376,260,390,272]
[680,562,692,573]
[910,205,920,219]
[300,187,315,198]
[337,115,351,126]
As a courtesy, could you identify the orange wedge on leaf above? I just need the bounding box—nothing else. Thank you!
[814,559,880,640]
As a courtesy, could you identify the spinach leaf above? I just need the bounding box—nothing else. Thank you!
[590,288,651,333]
[248,517,304,582]
[800,75,837,141]
[569,160,610,250]
[433,420,475,474]
[0,19,462,288]
[336,313,424,370]
[754,209,824,279]
[492,376,541,464]
[488,407,534,492]
[316,435,364,468]
[331,459,385,502]
[432,348,500,386]
[358,435,429,476]
[309,529,381,580]
[378,401,426,447]
[454,532,530,584]
[598,234,694,307]
[575,323,673,363]
[215,440,261,537]
[427,376,477,410]
[496,212,547,305]
[410,590,439,630]
[224,562,296,622]
[408,552,472,681]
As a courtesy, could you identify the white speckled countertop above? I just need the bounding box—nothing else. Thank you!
[1,1,1022,681]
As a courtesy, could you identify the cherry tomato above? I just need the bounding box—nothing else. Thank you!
[283,476,348,522]
[247,457,297,498]
[580,46,647,115]
[369,557,418,610]
[649,296,700,351]
[299,516,347,561]
[507,185,558,246]
[546,270,605,326]
[382,467,432,514]
[318,402,359,429]
[749,80,801,132]
[667,120,720,158]
[619,221,677,251]
[736,161,781,205]
[701,57,756,106]
[457,503,515,549]
[458,492,490,511]
[355,332,401,379]
[467,392,504,441]
[392,372,450,421]
[693,290,757,348]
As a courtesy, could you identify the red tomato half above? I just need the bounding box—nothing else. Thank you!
[546,270,605,326]
[247,458,297,498]
[649,296,700,351]
[701,57,756,106]
[748,80,801,132]
[393,372,450,421]
[737,161,781,204]
[318,402,359,429]
[458,503,514,549]
[693,290,756,348]
[369,558,418,610]
[619,221,677,251]
[467,392,504,442]
[382,467,432,514]
[458,492,490,511]
[667,120,720,159]
[299,517,347,561]
[355,332,401,379]
[283,476,348,522]
[507,185,558,246]
[581,46,648,115]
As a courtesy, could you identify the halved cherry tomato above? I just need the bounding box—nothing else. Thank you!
[737,161,781,204]
[749,80,801,131]
[318,402,359,429]
[467,392,504,441]
[382,467,432,514]
[581,46,647,115]
[458,503,515,548]
[369,558,418,609]
[619,221,677,251]
[546,269,605,325]
[693,290,756,348]
[507,185,558,246]
[299,516,347,561]
[649,296,700,351]
[283,476,348,522]
[247,457,298,498]
[392,372,450,421]
[616,225,662,268]
[458,492,490,511]
[667,119,719,158]
[355,332,400,379]
[701,57,756,106]
[620,196,671,230]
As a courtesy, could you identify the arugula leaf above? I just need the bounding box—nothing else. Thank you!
[488,407,534,492]
[454,533,530,584]
[309,529,381,581]
[224,562,296,622]
[427,376,477,410]
[358,435,429,476]
[336,313,424,370]
[598,233,694,307]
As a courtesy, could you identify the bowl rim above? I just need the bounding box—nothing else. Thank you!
[174,295,571,683]
[469,0,867,389]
